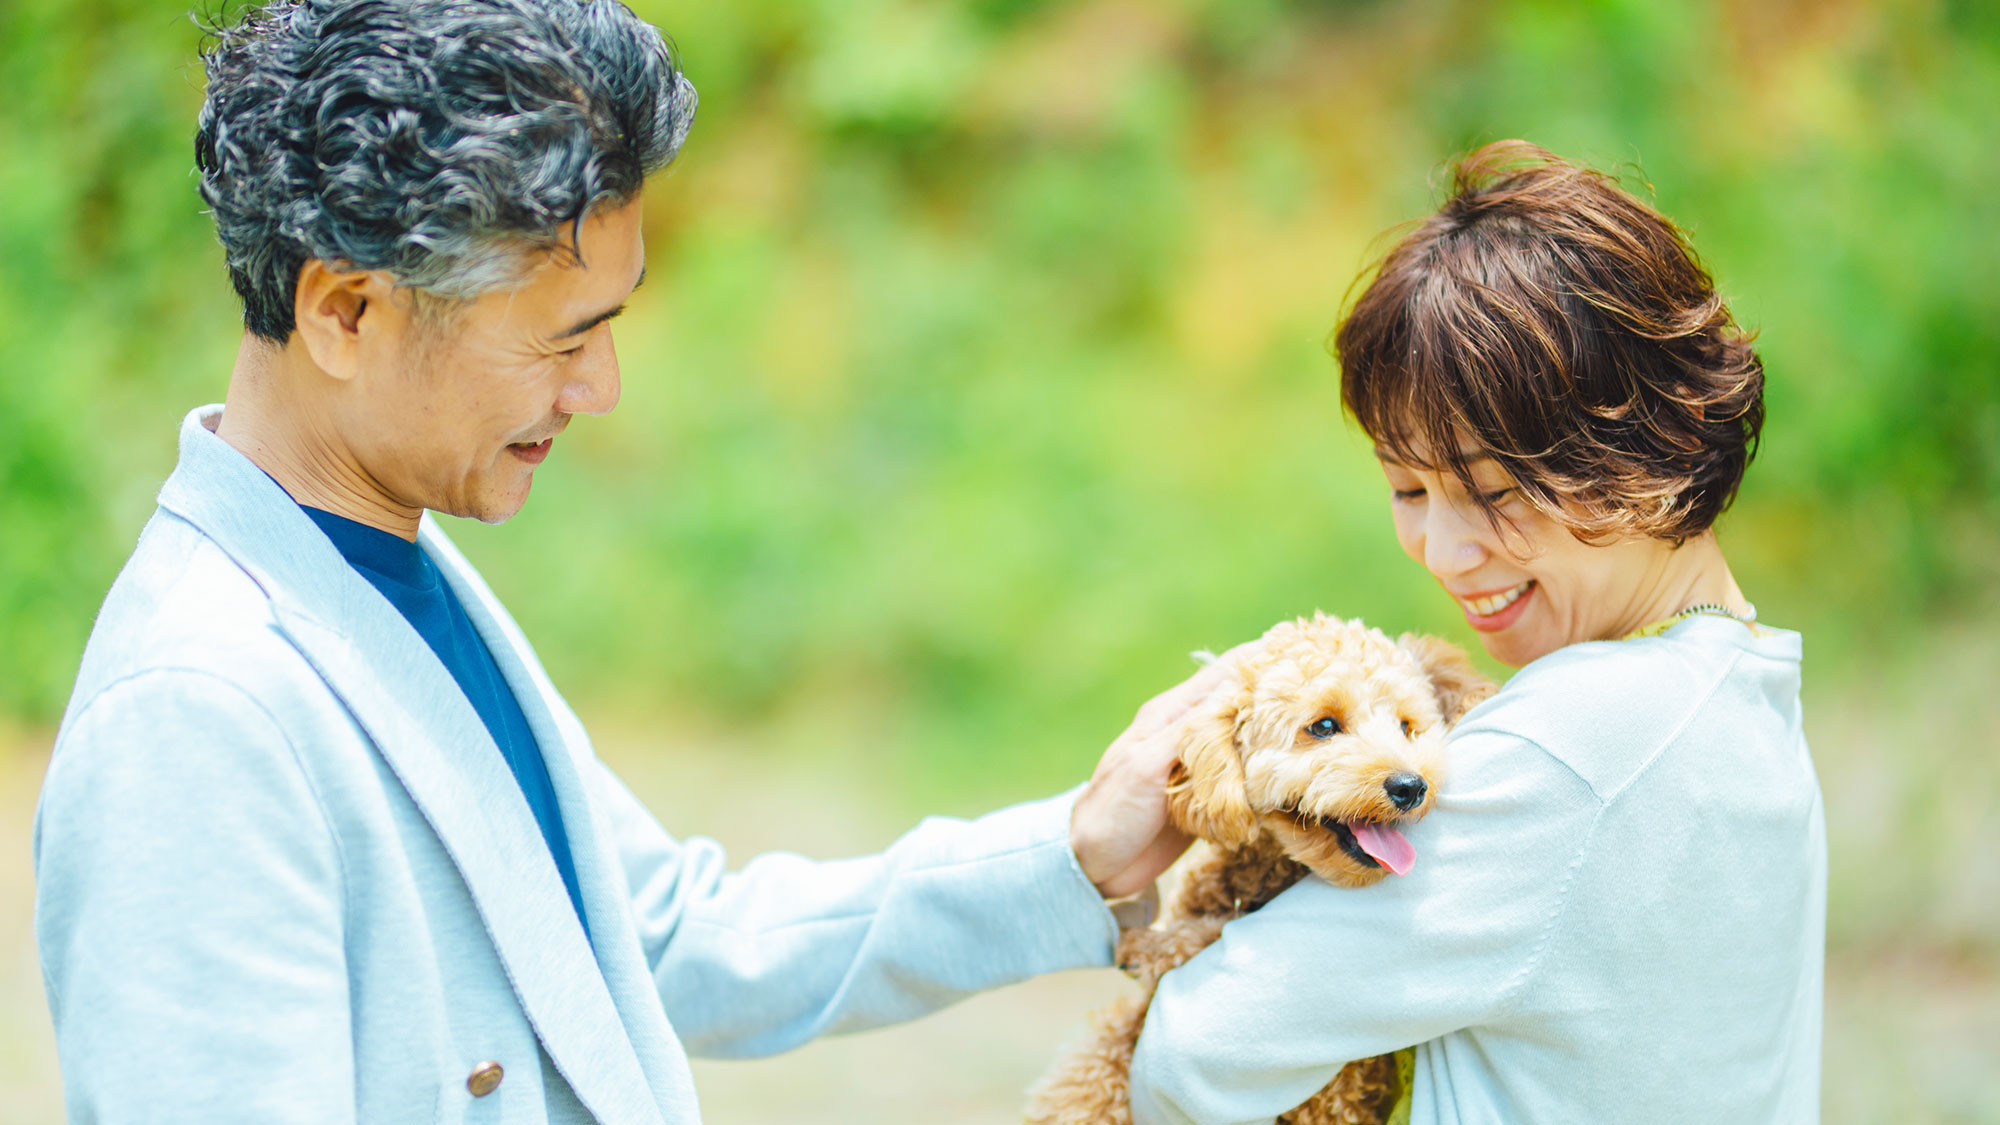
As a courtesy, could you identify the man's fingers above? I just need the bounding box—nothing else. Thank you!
[1093,825,1194,900]
[1134,824,1193,874]
[1135,717,1188,776]
[1128,642,1252,737]
[1076,636,1261,893]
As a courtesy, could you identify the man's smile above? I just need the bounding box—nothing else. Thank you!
[508,438,553,465]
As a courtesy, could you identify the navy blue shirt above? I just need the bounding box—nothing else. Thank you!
[300,507,589,940]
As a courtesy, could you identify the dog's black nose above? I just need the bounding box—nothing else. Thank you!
[1384,773,1427,811]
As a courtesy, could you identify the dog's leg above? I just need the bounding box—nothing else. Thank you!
[1024,916,1234,1125]
[1023,991,1152,1125]
[1171,835,1307,919]
[1115,914,1228,984]
[1277,1055,1402,1125]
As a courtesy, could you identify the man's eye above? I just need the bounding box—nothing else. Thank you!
[1306,717,1342,739]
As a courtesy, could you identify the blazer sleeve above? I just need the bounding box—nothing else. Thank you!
[1127,729,1601,1125]
[585,761,1122,1058]
[34,669,353,1125]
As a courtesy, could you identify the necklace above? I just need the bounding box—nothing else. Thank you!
[1619,602,1759,641]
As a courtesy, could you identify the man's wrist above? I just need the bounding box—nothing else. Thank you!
[1104,882,1161,930]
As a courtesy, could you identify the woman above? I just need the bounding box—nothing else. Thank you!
[1124,142,1826,1123]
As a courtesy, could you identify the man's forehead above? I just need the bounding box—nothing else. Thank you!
[552,266,646,340]
[529,200,648,335]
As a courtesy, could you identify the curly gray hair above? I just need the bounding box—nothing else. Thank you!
[195,0,697,341]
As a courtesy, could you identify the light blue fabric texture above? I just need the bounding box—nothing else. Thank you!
[34,406,1121,1124]
[1127,615,1827,1124]
[297,502,591,939]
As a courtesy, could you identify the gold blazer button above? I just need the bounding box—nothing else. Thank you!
[467,1061,504,1098]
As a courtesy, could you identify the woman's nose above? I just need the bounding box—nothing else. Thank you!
[1423,499,1487,577]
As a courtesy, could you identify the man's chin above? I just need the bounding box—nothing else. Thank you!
[475,491,532,526]
[437,479,532,526]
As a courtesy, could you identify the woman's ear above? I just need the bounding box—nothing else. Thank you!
[1397,633,1497,724]
[1167,666,1258,845]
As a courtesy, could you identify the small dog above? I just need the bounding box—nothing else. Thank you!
[1026,614,1495,1125]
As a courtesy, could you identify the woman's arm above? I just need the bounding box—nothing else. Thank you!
[1129,728,1602,1125]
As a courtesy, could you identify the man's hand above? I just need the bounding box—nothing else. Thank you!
[1069,645,1251,899]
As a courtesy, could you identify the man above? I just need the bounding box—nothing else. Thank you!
[33,2,1212,1120]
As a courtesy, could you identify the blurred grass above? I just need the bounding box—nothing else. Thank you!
[2,0,1997,1118]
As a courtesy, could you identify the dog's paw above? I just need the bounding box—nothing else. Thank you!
[1114,926,1169,980]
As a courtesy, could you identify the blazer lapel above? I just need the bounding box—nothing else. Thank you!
[421,523,703,1124]
[156,407,667,1125]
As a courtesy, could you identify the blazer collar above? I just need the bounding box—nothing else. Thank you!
[156,406,670,1125]
[419,525,705,1122]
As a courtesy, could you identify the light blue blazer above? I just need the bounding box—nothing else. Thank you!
[35,406,1119,1123]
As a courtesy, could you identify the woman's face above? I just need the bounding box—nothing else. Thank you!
[1377,446,1680,667]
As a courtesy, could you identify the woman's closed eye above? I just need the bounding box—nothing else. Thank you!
[1394,486,1511,502]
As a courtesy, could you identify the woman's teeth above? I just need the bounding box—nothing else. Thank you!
[1464,581,1534,616]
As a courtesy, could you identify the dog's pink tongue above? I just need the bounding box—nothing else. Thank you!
[1352,822,1416,876]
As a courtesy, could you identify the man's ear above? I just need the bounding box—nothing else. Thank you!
[1397,633,1496,724]
[292,260,395,382]
[1166,667,1258,845]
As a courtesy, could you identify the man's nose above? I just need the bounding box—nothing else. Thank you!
[561,332,622,417]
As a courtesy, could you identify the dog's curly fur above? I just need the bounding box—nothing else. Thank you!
[1026,614,1495,1125]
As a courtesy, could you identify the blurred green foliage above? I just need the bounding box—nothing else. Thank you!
[1,0,1996,796]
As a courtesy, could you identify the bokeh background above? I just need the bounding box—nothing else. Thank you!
[3,0,1997,1120]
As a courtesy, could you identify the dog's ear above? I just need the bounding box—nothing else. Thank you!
[1167,666,1259,845]
[1397,633,1497,724]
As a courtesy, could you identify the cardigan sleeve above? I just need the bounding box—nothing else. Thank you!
[586,761,1123,1058]
[34,669,353,1125]
[1128,728,1602,1125]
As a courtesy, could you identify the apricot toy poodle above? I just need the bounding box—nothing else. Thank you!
[1026,613,1495,1125]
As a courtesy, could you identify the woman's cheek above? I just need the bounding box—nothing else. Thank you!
[1390,502,1426,566]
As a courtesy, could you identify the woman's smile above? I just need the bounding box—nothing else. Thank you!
[1455,579,1537,631]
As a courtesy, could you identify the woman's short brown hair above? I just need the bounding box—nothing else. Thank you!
[1335,140,1763,544]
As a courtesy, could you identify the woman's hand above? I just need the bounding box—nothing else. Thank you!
[1069,645,1250,899]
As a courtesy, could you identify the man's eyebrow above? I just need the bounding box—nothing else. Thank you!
[554,267,646,340]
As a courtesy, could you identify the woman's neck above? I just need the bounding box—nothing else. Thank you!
[1628,531,1751,632]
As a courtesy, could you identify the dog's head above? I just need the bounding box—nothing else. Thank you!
[1168,613,1493,887]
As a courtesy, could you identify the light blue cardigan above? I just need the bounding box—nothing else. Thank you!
[35,406,1120,1123]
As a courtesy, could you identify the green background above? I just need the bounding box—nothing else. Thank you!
[2,0,1996,1119]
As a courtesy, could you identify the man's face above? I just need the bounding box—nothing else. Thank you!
[340,195,647,524]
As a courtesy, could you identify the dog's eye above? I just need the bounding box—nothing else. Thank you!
[1306,717,1342,739]
[1400,718,1414,736]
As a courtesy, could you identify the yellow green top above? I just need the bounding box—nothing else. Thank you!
[1617,604,1763,641]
